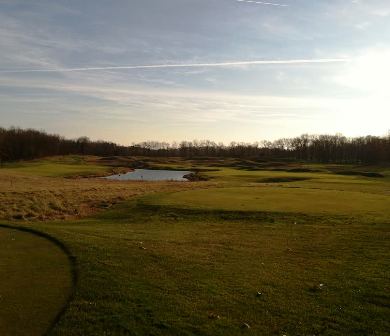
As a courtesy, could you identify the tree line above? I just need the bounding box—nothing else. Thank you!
[1,127,389,164]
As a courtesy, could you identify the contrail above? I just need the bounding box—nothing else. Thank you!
[236,0,288,7]
[0,59,349,74]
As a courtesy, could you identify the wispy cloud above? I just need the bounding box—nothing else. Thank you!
[0,58,349,74]
[1,57,387,142]
[236,0,288,7]
[1,0,388,141]
[0,77,332,125]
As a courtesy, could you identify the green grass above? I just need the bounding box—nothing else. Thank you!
[1,156,389,335]
[25,204,390,336]
[2,157,110,177]
[0,226,73,336]
[204,166,385,184]
[143,186,390,219]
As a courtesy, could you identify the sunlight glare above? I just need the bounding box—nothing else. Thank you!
[339,49,390,95]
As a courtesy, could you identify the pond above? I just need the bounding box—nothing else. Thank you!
[104,169,192,181]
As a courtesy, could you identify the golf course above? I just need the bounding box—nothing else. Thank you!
[0,156,389,335]
[2,0,390,333]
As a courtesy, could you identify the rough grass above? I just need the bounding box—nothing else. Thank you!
[1,156,389,335]
[0,227,72,336]
[0,158,210,221]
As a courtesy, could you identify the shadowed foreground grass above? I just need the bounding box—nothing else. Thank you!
[1,157,389,335]
[0,227,73,336]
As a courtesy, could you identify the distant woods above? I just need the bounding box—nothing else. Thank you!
[1,127,389,164]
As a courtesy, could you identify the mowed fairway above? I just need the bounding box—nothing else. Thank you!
[0,157,389,335]
[0,227,73,336]
[144,186,390,218]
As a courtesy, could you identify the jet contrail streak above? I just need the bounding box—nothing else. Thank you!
[236,0,288,7]
[0,59,349,74]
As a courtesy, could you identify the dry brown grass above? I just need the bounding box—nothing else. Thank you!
[0,171,210,221]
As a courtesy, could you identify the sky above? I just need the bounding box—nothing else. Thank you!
[0,0,389,144]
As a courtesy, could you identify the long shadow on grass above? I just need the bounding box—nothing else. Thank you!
[0,223,78,336]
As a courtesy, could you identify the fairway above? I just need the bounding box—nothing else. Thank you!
[145,185,390,218]
[0,226,73,336]
[33,203,390,335]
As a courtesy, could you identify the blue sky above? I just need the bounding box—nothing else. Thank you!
[0,0,389,144]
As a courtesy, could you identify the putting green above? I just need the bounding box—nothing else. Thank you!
[0,227,73,336]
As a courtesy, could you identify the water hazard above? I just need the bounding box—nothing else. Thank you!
[104,169,192,181]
